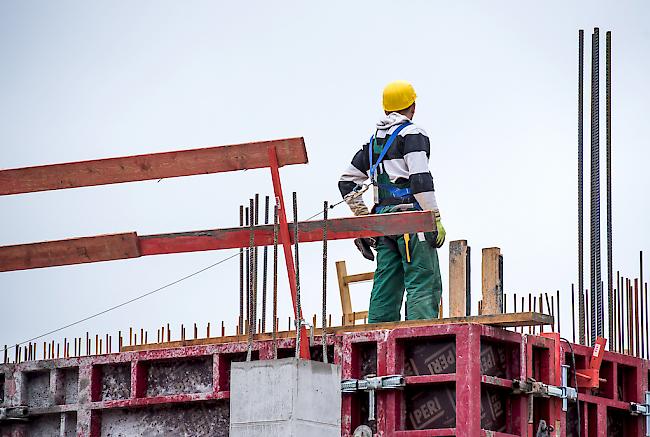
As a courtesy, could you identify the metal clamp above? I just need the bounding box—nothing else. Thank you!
[630,392,650,437]
[513,366,577,413]
[342,374,405,422]
[0,406,29,423]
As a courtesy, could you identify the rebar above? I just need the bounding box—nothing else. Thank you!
[293,192,302,358]
[643,282,650,358]
[272,205,279,359]
[262,196,270,333]
[253,194,259,335]
[244,206,250,335]
[578,28,586,346]
[246,199,255,361]
[571,284,576,343]
[590,27,603,342]
[606,30,614,350]
[239,205,244,336]
[322,201,329,363]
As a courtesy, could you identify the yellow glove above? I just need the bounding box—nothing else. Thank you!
[435,218,446,248]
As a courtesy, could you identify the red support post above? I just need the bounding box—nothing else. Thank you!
[267,144,310,360]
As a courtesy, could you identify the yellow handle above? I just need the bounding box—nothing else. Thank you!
[404,233,411,263]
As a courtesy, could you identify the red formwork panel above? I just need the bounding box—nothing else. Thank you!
[557,340,648,437]
[1,323,649,437]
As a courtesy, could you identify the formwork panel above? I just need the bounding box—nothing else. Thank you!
[145,356,212,397]
[25,370,50,408]
[99,401,229,436]
[99,364,130,401]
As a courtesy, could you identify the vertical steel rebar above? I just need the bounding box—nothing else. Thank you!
[643,282,650,359]
[619,275,624,353]
[252,194,259,335]
[613,273,618,352]
[244,206,250,335]
[578,28,586,346]
[239,205,244,335]
[246,199,255,361]
[556,289,561,334]
[322,201,329,363]
[572,284,576,343]
[261,196,270,333]
[606,30,614,349]
[590,28,603,343]
[293,192,302,358]
[272,205,279,359]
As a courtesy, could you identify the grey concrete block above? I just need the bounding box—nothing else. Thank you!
[230,358,341,437]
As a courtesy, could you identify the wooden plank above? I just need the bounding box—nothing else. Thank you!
[449,240,470,317]
[0,233,139,272]
[0,138,307,195]
[336,261,353,325]
[0,211,434,272]
[344,272,374,285]
[481,247,503,315]
[139,211,435,255]
[120,312,554,352]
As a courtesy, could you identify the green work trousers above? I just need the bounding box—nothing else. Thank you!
[368,233,442,323]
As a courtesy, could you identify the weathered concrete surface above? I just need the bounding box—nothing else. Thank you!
[0,372,4,404]
[230,358,341,437]
[63,368,79,404]
[26,413,60,436]
[100,401,229,436]
[146,357,212,397]
[101,364,130,401]
[25,371,50,408]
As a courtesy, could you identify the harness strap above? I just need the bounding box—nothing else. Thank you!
[368,122,411,179]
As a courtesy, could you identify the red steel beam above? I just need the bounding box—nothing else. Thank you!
[0,211,434,272]
[0,138,307,196]
[267,144,310,360]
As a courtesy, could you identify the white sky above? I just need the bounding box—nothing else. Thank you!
[1,1,649,352]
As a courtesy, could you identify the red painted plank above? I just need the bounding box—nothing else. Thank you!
[140,211,434,256]
[0,233,139,272]
[0,137,307,195]
[0,211,434,272]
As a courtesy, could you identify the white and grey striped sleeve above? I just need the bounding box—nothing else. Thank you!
[401,127,440,216]
[338,145,371,216]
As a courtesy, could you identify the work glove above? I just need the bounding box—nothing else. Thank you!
[354,237,376,261]
[435,217,446,248]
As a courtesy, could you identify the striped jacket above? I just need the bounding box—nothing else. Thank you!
[338,112,440,217]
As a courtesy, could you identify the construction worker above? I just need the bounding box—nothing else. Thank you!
[338,80,445,323]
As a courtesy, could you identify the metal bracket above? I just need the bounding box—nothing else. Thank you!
[0,406,29,423]
[342,374,405,422]
[630,392,650,437]
[513,365,577,412]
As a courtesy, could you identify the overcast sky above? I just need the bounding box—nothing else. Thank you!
[1,1,649,353]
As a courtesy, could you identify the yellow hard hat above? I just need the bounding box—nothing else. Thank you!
[382,80,417,112]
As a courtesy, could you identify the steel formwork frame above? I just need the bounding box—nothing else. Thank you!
[1,323,649,436]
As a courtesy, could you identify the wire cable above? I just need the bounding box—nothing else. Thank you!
[9,251,240,348]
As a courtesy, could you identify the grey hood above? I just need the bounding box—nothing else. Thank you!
[376,112,411,131]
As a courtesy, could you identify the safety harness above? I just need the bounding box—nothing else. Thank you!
[368,121,421,213]
[368,121,422,260]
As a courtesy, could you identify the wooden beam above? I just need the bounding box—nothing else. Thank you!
[0,211,434,272]
[139,211,434,255]
[449,240,471,317]
[344,272,374,285]
[0,138,307,196]
[335,261,353,326]
[0,233,139,272]
[121,312,554,352]
[481,247,503,315]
